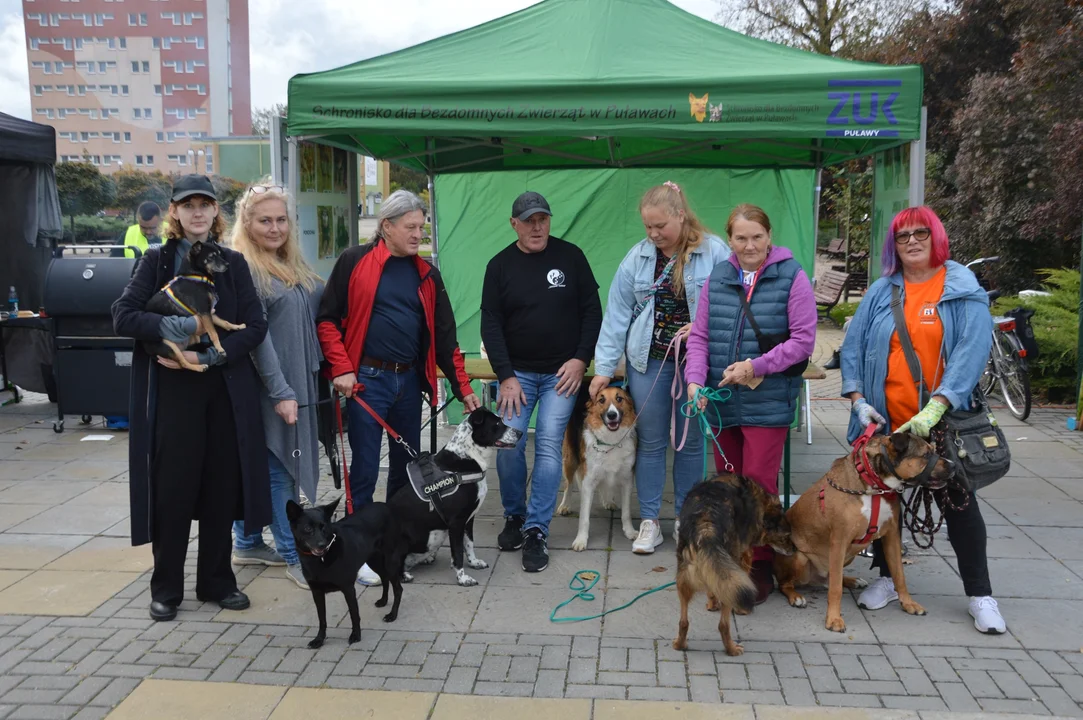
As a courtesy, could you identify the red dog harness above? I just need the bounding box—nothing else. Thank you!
[819,424,897,545]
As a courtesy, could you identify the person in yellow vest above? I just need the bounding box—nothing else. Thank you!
[122,202,165,258]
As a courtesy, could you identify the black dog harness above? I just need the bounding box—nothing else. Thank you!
[406,452,485,524]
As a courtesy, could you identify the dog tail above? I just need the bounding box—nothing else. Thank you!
[686,531,756,614]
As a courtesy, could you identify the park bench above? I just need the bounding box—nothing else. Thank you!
[822,238,845,258]
[815,269,853,316]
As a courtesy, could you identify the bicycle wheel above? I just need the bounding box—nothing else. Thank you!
[979,352,997,397]
[994,333,1032,421]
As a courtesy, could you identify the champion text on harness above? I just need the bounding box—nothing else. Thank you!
[773,426,953,633]
[386,409,522,587]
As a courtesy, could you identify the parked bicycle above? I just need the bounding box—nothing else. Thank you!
[965,256,1034,421]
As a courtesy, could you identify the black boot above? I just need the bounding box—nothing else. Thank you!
[823,350,840,370]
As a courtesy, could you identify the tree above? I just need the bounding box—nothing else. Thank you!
[716,0,929,58]
[211,175,247,218]
[389,163,427,195]
[55,161,116,231]
[112,168,173,218]
[251,103,287,136]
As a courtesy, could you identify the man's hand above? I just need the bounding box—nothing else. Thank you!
[898,398,948,438]
[157,351,199,370]
[589,374,611,400]
[462,393,482,413]
[275,399,298,425]
[333,372,357,398]
[852,398,886,430]
[555,359,587,397]
[497,377,526,421]
[687,383,707,412]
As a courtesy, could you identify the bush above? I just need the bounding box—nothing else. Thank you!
[992,269,1080,401]
[828,301,860,327]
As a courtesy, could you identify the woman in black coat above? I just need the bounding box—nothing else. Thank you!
[112,174,270,622]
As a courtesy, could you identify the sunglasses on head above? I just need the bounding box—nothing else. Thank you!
[894,227,931,244]
[248,184,285,196]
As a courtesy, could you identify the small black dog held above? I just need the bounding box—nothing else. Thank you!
[286,498,408,648]
[144,240,245,371]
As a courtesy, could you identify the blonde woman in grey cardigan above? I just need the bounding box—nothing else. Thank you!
[229,182,324,589]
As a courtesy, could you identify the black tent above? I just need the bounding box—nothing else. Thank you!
[0,112,63,312]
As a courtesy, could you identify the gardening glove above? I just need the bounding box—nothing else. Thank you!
[158,316,198,343]
[852,399,886,429]
[897,399,948,439]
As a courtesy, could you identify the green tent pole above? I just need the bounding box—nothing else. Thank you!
[1075,219,1082,429]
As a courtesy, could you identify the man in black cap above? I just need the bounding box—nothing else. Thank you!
[481,191,602,572]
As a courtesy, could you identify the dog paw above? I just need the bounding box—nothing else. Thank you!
[844,576,869,590]
[733,606,751,616]
[307,636,325,649]
[725,643,745,657]
[556,505,573,517]
[603,501,619,511]
[374,597,387,608]
[788,595,808,608]
[672,638,688,651]
[825,616,847,633]
[348,631,360,644]
[571,537,588,552]
[382,612,398,623]
[466,558,488,570]
[417,554,436,566]
[236,323,246,330]
[456,573,478,587]
[901,600,927,616]
[623,527,638,541]
[401,572,414,584]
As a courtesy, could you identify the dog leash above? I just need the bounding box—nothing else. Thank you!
[550,570,675,623]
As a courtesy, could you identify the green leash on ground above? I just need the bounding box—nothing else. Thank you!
[550,387,733,624]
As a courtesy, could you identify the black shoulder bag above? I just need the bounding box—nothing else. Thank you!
[737,291,809,378]
[890,285,1010,491]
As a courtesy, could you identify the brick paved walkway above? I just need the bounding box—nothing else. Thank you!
[1,339,1082,719]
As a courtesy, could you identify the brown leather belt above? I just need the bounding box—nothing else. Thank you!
[359,356,414,373]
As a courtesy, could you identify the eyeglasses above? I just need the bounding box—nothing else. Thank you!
[248,184,285,196]
[894,227,931,244]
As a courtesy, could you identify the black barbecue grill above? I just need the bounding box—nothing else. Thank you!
[43,245,139,432]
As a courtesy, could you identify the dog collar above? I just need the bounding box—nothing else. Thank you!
[851,424,895,494]
[299,532,336,561]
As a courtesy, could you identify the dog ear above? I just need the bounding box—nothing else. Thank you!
[322,496,341,518]
[285,500,303,523]
[689,92,696,102]
[889,432,910,456]
[191,240,203,252]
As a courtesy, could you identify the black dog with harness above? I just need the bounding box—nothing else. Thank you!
[406,451,486,525]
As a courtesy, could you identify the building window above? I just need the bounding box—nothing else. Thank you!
[133,108,141,118]
[121,85,128,95]
[131,61,138,72]
[98,61,107,72]
[205,154,213,173]
[146,155,154,165]
[152,37,160,49]
[135,155,143,165]
[128,13,136,24]
[33,85,43,96]
[145,108,151,118]
[77,85,86,95]
[154,85,162,96]
[142,61,149,72]
[124,132,131,142]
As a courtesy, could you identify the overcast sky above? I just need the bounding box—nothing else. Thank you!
[0,0,722,121]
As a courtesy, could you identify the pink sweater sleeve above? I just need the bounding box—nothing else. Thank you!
[684,286,711,387]
[749,269,817,377]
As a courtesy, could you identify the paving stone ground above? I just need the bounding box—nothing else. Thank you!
[1,322,1082,719]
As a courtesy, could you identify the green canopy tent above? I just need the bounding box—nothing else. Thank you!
[285,0,923,420]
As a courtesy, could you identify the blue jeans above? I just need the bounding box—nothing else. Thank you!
[627,357,703,520]
[347,366,421,507]
[496,371,577,537]
[233,451,299,565]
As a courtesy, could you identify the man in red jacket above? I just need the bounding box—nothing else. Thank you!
[317,191,479,584]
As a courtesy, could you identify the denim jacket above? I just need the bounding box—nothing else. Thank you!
[840,260,993,444]
[595,235,731,376]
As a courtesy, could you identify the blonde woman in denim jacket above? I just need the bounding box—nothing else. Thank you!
[590,182,731,554]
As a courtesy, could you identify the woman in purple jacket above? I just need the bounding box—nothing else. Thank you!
[685,203,817,604]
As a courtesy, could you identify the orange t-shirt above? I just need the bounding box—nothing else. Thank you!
[885,267,946,430]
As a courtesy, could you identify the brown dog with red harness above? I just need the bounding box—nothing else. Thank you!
[773,426,954,633]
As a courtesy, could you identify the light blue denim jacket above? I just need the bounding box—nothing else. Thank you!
[840,260,993,444]
[595,235,731,377]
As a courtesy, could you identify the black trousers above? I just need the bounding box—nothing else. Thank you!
[149,366,242,606]
[871,490,993,597]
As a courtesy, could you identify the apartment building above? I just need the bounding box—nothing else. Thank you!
[23,0,251,173]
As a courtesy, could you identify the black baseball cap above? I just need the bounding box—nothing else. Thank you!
[171,174,217,203]
[511,191,551,221]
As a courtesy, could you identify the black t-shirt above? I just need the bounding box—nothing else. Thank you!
[481,236,602,382]
[361,255,422,364]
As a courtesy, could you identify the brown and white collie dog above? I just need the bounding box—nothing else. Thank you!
[557,386,637,551]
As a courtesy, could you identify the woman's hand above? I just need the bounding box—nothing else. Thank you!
[676,323,693,339]
[687,383,706,412]
[462,394,482,413]
[719,359,755,387]
[274,399,298,425]
[157,351,199,370]
[852,398,886,429]
[588,375,611,400]
[898,398,949,438]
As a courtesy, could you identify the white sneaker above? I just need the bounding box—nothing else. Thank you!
[857,577,898,610]
[969,596,1006,634]
[672,519,681,544]
[356,563,381,586]
[632,519,663,554]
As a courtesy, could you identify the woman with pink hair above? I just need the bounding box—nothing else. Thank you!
[839,206,1004,635]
